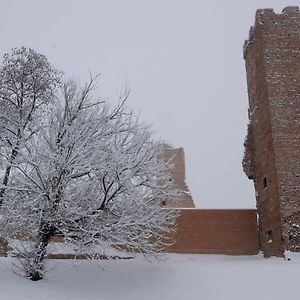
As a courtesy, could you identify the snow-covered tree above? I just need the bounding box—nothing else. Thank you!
[0,47,61,205]
[1,77,179,281]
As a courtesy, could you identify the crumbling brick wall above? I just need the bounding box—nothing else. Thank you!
[163,146,195,208]
[243,6,300,256]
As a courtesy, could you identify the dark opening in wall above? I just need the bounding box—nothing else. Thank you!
[267,230,273,243]
[263,177,268,189]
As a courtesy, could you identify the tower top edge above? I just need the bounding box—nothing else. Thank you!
[243,6,300,58]
[255,6,300,24]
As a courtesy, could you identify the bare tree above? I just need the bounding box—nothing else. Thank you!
[0,47,61,205]
[1,78,179,281]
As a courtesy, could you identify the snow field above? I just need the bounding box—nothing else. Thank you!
[0,253,299,300]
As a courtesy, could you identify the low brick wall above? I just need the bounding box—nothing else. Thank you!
[0,209,259,257]
[166,209,259,255]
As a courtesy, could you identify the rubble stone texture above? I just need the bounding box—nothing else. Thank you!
[243,6,300,257]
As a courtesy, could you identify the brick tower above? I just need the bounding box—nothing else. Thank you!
[243,7,300,257]
[163,145,195,208]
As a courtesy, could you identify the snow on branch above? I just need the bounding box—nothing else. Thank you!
[0,68,180,280]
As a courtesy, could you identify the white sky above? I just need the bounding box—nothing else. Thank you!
[0,0,297,208]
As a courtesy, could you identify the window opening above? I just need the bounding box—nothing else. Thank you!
[263,177,268,189]
[267,230,273,243]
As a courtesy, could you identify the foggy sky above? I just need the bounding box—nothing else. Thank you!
[0,0,297,208]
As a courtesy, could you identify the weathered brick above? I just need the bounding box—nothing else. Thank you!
[243,6,300,256]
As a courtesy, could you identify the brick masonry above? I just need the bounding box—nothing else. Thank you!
[0,209,259,257]
[166,209,259,255]
[163,146,195,208]
[243,6,300,256]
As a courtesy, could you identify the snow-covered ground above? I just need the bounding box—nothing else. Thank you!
[0,253,299,300]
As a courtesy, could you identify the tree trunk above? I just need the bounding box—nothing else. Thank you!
[0,147,19,206]
[28,222,55,281]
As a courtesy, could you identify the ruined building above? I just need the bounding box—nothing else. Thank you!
[243,6,300,257]
[163,146,194,208]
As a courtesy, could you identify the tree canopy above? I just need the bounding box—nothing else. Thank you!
[0,47,179,281]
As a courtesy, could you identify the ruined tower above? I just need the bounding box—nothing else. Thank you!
[243,7,300,257]
[163,146,194,208]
